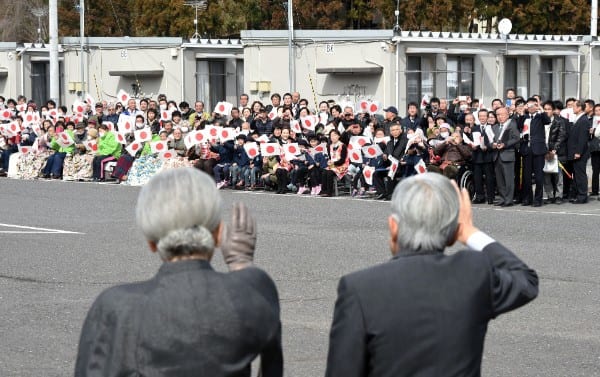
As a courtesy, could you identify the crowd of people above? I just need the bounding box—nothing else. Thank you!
[1,89,599,205]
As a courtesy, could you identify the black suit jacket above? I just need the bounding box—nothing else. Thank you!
[384,134,408,164]
[75,261,283,377]
[567,114,591,160]
[527,112,551,156]
[325,242,538,377]
[471,124,493,164]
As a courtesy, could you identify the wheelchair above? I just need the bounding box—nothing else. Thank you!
[427,162,475,200]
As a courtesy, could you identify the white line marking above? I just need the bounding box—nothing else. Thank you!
[0,223,84,234]
[473,207,600,217]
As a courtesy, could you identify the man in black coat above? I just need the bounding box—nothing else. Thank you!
[519,98,551,206]
[373,123,407,200]
[325,173,538,377]
[471,109,496,204]
[567,100,591,203]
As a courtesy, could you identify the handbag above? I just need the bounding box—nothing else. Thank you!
[543,153,559,174]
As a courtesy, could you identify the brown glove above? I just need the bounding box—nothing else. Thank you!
[220,202,256,271]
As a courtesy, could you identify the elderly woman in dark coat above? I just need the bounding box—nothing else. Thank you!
[75,168,283,377]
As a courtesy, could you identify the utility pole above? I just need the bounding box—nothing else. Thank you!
[286,0,295,93]
[49,0,59,103]
[79,0,86,98]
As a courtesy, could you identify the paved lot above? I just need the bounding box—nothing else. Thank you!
[1,177,599,376]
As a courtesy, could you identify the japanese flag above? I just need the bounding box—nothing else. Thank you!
[214,101,233,116]
[361,144,383,158]
[358,99,370,113]
[388,156,399,179]
[309,142,327,156]
[257,134,270,144]
[160,109,172,121]
[415,159,427,174]
[363,166,375,185]
[349,149,363,163]
[134,127,152,142]
[205,125,220,141]
[31,122,43,137]
[268,107,278,120]
[594,116,600,128]
[350,136,371,149]
[184,130,207,149]
[158,150,177,160]
[71,113,85,124]
[283,143,300,156]
[18,145,32,154]
[522,119,531,136]
[72,100,86,115]
[24,111,40,125]
[260,142,281,157]
[47,109,58,120]
[151,140,168,154]
[300,115,318,131]
[290,120,302,134]
[85,139,98,153]
[103,121,115,132]
[84,93,96,108]
[420,94,430,110]
[219,127,235,142]
[368,101,381,115]
[56,132,74,148]
[117,115,135,134]
[243,142,260,159]
[113,131,127,145]
[560,108,575,123]
[126,140,143,156]
[6,121,21,137]
[117,89,130,106]
[373,136,390,145]
[319,112,329,125]
[1,109,12,120]
[16,103,27,113]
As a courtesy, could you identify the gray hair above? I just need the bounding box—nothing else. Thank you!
[390,173,459,252]
[136,168,222,260]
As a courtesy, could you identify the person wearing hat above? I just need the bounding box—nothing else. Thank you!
[382,106,402,137]
[229,134,250,189]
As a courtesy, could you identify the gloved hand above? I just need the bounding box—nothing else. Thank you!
[220,202,256,271]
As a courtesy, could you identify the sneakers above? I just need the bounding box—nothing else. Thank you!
[314,185,322,195]
[297,186,308,195]
[287,183,297,192]
[351,189,358,197]
[216,180,228,189]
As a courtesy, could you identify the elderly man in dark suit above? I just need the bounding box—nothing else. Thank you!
[520,98,551,207]
[492,107,521,207]
[567,100,591,204]
[373,122,407,200]
[325,173,538,377]
[75,168,283,377]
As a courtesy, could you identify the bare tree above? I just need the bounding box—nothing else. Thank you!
[0,0,48,42]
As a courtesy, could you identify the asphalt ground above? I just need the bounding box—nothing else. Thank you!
[0,177,599,376]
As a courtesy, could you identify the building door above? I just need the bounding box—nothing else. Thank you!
[31,61,49,106]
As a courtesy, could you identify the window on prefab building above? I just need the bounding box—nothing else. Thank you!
[540,57,564,101]
[196,60,226,111]
[406,55,435,105]
[504,57,529,99]
[446,56,474,99]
